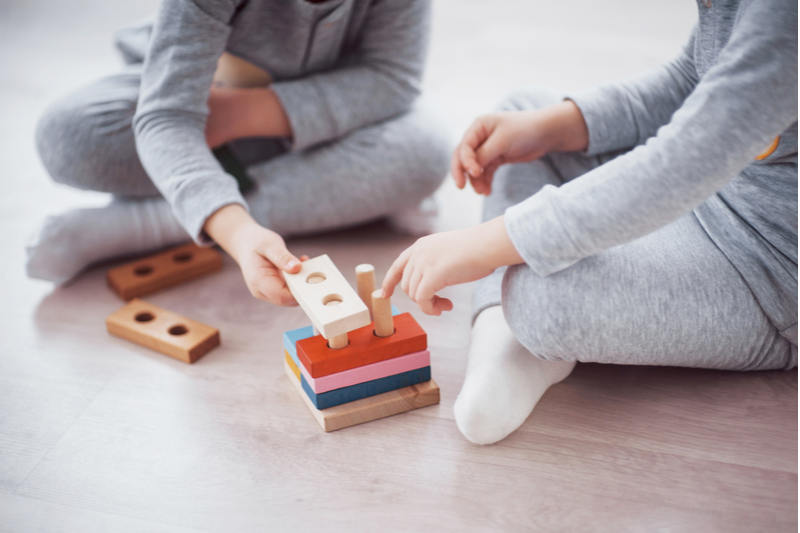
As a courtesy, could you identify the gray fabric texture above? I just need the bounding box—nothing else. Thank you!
[128,0,431,242]
[502,0,798,347]
[474,87,796,371]
[35,65,451,238]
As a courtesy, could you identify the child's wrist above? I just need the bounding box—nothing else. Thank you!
[204,203,257,262]
[546,100,589,153]
[474,216,524,270]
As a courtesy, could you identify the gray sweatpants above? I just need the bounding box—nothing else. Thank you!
[473,88,795,372]
[35,65,451,237]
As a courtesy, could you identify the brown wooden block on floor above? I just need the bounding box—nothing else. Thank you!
[284,359,439,432]
[106,243,223,300]
[296,312,427,378]
[106,298,220,364]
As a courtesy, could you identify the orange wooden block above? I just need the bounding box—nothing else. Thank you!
[106,298,220,364]
[106,243,223,300]
[296,312,427,378]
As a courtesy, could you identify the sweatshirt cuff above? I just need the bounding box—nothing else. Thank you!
[504,185,585,277]
[566,87,638,156]
[170,174,248,245]
[271,79,338,152]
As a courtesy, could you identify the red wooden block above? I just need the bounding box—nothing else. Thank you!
[297,313,427,378]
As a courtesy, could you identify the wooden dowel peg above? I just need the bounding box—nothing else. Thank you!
[328,333,349,349]
[355,264,376,320]
[372,290,394,337]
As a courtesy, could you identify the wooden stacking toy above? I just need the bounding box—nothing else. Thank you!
[282,256,440,432]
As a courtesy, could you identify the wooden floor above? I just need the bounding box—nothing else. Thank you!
[1,1,796,531]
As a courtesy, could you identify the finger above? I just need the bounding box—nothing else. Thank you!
[380,248,411,298]
[474,131,508,170]
[468,171,485,195]
[400,261,414,299]
[408,266,424,305]
[451,149,467,189]
[262,239,301,273]
[460,118,497,176]
[459,140,483,181]
[257,274,298,306]
[480,161,501,196]
[431,296,454,315]
[415,279,437,315]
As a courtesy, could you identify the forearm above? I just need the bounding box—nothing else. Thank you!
[202,204,257,264]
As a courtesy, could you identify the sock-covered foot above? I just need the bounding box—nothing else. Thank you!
[26,198,190,284]
[454,306,576,445]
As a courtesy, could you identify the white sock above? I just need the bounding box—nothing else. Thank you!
[26,198,190,284]
[386,195,439,237]
[454,306,576,445]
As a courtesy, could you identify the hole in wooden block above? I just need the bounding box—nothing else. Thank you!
[172,251,193,263]
[373,328,396,337]
[306,272,326,284]
[134,265,154,276]
[135,312,155,323]
[168,324,189,336]
[322,294,343,306]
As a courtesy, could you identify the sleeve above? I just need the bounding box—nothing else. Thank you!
[270,0,430,151]
[567,27,699,155]
[132,0,243,244]
[505,0,798,276]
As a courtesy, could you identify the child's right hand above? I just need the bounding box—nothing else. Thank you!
[451,100,589,196]
[203,204,306,306]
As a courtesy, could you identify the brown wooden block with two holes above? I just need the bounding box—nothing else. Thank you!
[106,298,220,364]
[106,243,223,300]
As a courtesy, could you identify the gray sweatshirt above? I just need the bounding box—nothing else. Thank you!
[505,0,798,344]
[131,0,430,243]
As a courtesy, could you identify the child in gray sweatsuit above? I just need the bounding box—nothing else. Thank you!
[382,0,797,444]
[28,0,450,303]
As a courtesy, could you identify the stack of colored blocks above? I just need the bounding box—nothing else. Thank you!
[283,306,440,431]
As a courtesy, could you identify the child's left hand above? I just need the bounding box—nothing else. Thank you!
[381,216,524,315]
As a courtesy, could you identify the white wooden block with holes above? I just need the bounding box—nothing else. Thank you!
[282,255,370,339]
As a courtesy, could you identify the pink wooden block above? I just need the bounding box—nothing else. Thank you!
[300,350,431,394]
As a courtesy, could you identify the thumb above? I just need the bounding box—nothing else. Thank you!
[474,130,508,170]
[263,239,301,273]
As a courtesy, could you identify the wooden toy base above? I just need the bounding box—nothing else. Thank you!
[284,360,439,432]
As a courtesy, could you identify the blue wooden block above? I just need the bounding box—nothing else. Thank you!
[301,366,431,410]
[283,325,314,369]
[282,306,401,371]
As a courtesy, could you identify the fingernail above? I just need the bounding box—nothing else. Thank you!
[287,260,299,269]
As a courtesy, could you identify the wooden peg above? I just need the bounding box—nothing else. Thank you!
[372,290,394,337]
[355,264,376,320]
[328,333,349,350]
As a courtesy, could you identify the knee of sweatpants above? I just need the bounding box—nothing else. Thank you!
[36,93,90,187]
[495,86,565,113]
[501,264,577,363]
[35,86,136,190]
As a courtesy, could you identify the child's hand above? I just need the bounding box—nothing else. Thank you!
[451,100,589,196]
[381,216,524,315]
[203,204,305,305]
